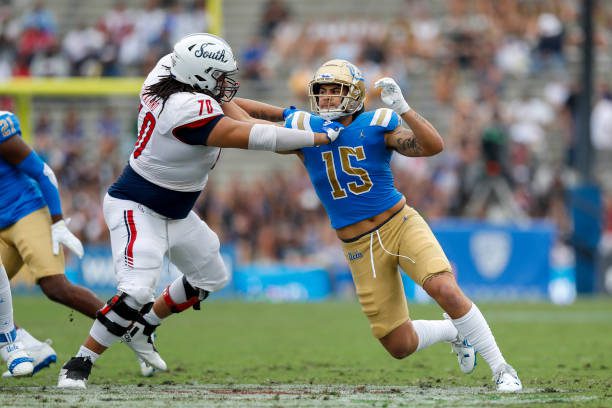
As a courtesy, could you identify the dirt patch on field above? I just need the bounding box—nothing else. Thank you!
[0,384,603,408]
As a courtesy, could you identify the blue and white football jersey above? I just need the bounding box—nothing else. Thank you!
[285,108,403,229]
[0,111,46,228]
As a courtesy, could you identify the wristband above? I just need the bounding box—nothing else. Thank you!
[396,100,411,115]
[282,106,298,120]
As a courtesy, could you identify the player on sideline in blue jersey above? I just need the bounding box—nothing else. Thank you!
[0,110,151,377]
[231,59,522,392]
[0,255,34,377]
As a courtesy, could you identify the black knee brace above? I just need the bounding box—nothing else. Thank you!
[95,293,141,337]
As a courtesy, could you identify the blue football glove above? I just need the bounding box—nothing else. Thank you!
[282,106,298,120]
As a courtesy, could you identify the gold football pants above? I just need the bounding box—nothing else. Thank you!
[341,206,452,338]
[0,207,65,284]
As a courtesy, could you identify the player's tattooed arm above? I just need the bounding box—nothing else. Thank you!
[233,98,285,122]
[384,126,425,157]
[386,110,445,157]
[222,100,275,125]
[249,108,284,122]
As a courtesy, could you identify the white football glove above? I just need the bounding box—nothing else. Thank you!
[323,123,344,143]
[51,220,84,258]
[374,77,411,115]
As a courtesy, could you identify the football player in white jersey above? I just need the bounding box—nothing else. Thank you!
[58,33,342,389]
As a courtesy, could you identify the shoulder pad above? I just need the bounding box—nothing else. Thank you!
[369,108,396,128]
[169,94,223,129]
[0,110,21,142]
[286,110,314,131]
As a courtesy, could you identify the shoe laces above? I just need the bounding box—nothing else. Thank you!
[493,364,518,383]
[64,356,93,371]
[450,334,471,348]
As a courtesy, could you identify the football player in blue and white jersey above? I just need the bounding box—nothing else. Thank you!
[233,59,522,392]
[57,33,341,389]
[0,109,111,376]
[0,255,34,377]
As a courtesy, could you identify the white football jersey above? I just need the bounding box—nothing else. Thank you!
[129,54,223,192]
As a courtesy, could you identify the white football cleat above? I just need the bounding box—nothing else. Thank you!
[138,358,156,377]
[57,356,93,389]
[122,321,167,371]
[0,341,34,377]
[494,363,523,392]
[444,313,476,374]
[3,339,57,378]
[449,336,477,374]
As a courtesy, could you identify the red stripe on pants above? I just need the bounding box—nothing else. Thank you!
[126,210,137,266]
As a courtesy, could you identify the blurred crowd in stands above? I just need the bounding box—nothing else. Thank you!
[1,0,612,267]
[0,0,208,78]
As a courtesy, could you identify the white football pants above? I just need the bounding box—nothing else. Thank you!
[103,194,229,305]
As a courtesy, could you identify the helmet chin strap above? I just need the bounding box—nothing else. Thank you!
[317,99,363,121]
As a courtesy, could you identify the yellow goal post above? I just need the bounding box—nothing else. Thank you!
[0,78,143,143]
[0,0,223,143]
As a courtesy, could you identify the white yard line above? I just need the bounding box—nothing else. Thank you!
[0,384,601,408]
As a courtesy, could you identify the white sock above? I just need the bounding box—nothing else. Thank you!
[16,328,42,348]
[451,303,506,373]
[412,320,458,351]
[76,345,100,363]
[168,276,191,303]
[89,309,133,348]
[142,309,162,326]
[0,266,14,335]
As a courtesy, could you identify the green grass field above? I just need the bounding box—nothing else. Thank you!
[1,296,611,407]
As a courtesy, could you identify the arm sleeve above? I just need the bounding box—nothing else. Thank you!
[16,151,62,216]
[173,115,224,145]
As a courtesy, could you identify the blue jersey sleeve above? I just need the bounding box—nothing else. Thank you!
[367,108,401,132]
[16,151,62,217]
[284,110,329,132]
[0,111,21,143]
[284,110,312,129]
[387,111,401,131]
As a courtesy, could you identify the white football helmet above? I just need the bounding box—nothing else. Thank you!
[309,59,366,120]
[170,33,239,103]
